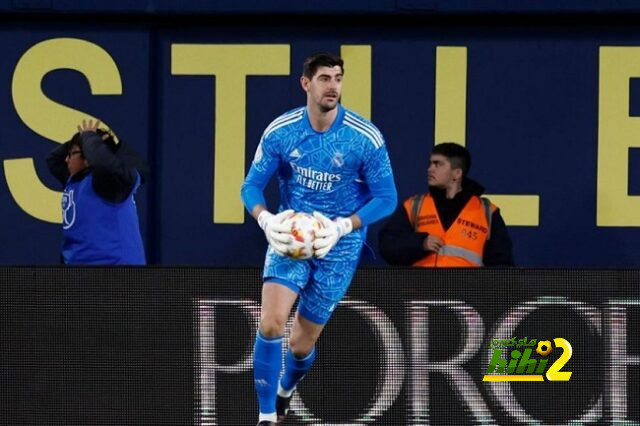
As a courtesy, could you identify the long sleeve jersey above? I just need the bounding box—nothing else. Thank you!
[241,104,397,227]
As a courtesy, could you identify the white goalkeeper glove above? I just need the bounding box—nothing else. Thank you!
[312,211,353,259]
[258,209,294,256]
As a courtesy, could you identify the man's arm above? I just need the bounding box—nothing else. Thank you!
[316,173,394,243]
[353,138,398,227]
[240,135,295,255]
[313,141,397,258]
[483,209,515,266]
[82,132,138,203]
[240,169,272,218]
[240,141,280,215]
[45,142,71,185]
[354,174,397,227]
[378,204,429,265]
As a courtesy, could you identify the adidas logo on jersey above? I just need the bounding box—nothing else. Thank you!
[289,149,301,158]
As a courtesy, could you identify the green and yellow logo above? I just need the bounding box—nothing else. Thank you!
[482,337,573,382]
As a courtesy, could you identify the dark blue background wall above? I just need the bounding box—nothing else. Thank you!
[2,7,640,266]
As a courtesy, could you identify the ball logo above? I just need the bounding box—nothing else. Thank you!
[536,340,553,357]
[483,337,572,382]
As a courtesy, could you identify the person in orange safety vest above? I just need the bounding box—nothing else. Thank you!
[379,142,513,267]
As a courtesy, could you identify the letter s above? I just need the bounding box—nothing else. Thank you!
[5,37,121,223]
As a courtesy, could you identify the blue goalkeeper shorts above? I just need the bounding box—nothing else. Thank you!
[263,231,364,325]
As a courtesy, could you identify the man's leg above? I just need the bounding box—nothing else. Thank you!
[254,282,298,424]
[276,238,363,422]
[277,313,324,422]
[281,313,324,389]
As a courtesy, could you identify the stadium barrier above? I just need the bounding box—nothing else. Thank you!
[1,267,638,425]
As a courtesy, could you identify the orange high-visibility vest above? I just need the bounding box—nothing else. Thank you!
[403,193,496,267]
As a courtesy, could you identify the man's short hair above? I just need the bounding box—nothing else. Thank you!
[69,128,118,154]
[69,132,84,151]
[432,142,471,178]
[302,53,344,79]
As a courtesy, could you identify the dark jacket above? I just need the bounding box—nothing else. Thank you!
[46,132,148,203]
[378,178,514,266]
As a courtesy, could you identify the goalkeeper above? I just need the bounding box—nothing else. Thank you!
[241,52,397,426]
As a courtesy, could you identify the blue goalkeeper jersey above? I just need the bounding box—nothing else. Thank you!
[242,104,396,225]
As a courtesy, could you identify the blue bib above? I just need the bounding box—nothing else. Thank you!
[62,172,145,265]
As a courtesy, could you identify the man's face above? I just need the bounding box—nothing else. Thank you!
[65,146,87,177]
[427,153,459,188]
[301,65,343,112]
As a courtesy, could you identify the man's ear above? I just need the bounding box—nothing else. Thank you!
[300,76,310,92]
[452,168,463,181]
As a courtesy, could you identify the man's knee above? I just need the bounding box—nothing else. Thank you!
[259,314,288,337]
[289,320,323,355]
[288,339,314,358]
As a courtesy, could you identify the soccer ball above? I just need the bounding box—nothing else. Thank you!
[285,212,322,260]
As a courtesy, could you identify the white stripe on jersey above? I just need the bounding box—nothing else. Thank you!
[344,113,384,149]
[265,107,304,133]
[262,108,304,139]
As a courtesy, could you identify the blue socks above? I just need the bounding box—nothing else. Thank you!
[254,331,317,418]
[253,331,283,416]
[279,347,316,395]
